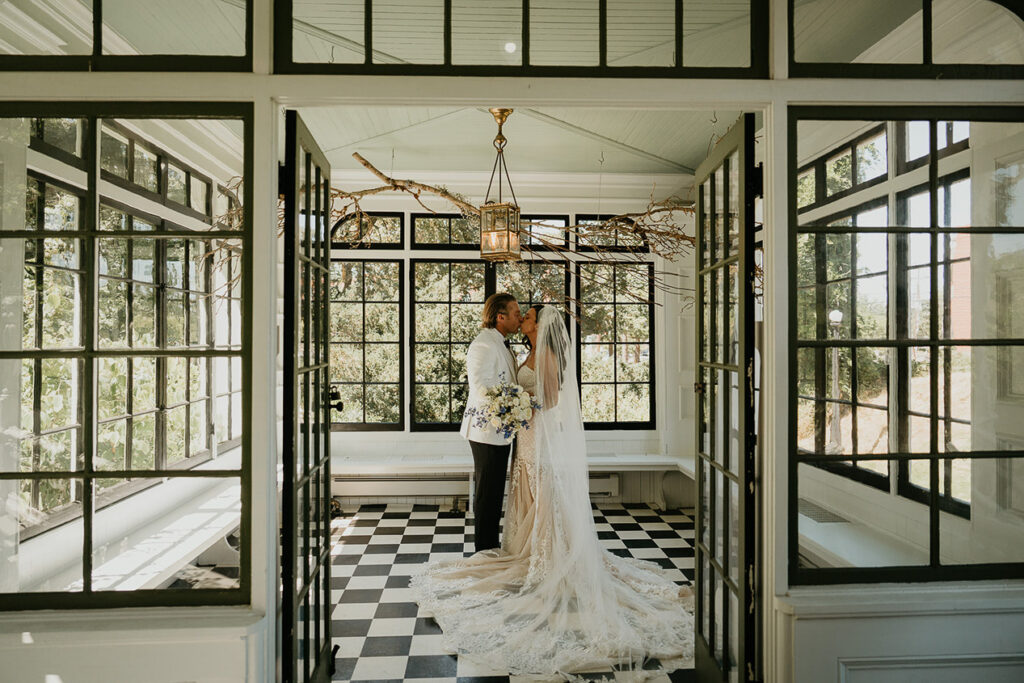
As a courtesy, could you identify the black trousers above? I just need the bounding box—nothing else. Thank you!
[469,439,513,552]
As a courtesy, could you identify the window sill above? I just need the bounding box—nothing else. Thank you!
[0,605,264,633]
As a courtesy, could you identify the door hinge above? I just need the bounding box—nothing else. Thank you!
[750,162,764,199]
[694,380,706,394]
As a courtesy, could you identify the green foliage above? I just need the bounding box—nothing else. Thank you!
[825,151,852,197]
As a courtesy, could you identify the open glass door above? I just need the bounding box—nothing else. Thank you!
[694,113,761,682]
[281,110,333,683]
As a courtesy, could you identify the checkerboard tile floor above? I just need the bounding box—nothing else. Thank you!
[330,502,696,683]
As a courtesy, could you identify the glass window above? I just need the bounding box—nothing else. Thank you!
[100,128,130,179]
[521,215,569,249]
[899,121,970,173]
[333,212,403,247]
[167,163,188,206]
[133,144,160,193]
[411,260,486,428]
[576,214,647,251]
[496,260,570,360]
[578,262,654,426]
[101,0,246,57]
[30,118,85,159]
[330,260,403,428]
[412,213,479,248]
[0,113,248,604]
[791,112,1024,583]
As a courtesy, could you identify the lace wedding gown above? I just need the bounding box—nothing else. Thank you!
[410,312,693,678]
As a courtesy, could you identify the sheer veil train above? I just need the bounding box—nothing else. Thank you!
[410,305,693,678]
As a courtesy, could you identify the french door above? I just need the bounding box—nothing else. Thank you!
[281,109,333,683]
[694,113,761,682]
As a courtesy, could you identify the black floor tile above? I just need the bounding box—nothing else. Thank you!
[374,601,419,619]
[331,656,357,681]
[404,654,458,678]
[353,564,392,576]
[359,635,412,657]
[385,575,411,589]
[395,553,430,564]
[332,619,372,637]
[338,589,384,604]
[364,544,401,555]
[413,617,443,635]
[332,554,360,565]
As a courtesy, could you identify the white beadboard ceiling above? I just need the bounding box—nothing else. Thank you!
[298,105,741,179]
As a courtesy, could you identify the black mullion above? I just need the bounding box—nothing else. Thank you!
[521,0,530,67]
[448,264,454,422]
[850,223,860,459]
[81,115,98,593]
[928,120,940,568]
[364,0,373,65]
[674,0,683,69]
[31,226,45,505]
[922,0,933,66]
[443,0,452,66]
[598,0,607,68]
[361,263,368,423]
[611,264,618,421]
[814,233,827,454]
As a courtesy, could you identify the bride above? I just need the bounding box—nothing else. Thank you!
[410,304,693,677]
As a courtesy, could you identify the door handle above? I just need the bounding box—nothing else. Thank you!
[329,385,344,413]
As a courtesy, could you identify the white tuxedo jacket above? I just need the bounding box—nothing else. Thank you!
[460,327,519,446]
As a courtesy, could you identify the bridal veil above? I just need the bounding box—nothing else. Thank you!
[410,305,693,677]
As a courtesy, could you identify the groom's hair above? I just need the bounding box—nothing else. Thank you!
[482,292,517,329]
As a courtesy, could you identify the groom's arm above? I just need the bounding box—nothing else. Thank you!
[465,338,503,400]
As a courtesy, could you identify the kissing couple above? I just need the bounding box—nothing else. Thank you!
[410,293,693,678]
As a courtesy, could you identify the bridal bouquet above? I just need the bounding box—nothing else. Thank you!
[466,380,542,440]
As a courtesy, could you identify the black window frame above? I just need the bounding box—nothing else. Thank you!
[796,124,889,215]
[893,169,973,519]
[575,213,651,253]
[274,0,769,78]
[520,213,570,251]
[0,101,254,611]
[0,1,254,72]
[789,105,1024,586]
[410,212,481,250]
[28,118,88,170]
[895,120,971,175]
[329,258,405,431]
[789,0,1024,79]
[331,211,405,249]
[409,258,490,431]
[494,257,573,360]
[575,261,656,430]
[796,197,893,493]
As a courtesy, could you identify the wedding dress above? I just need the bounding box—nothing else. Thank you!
[410,306,693,678]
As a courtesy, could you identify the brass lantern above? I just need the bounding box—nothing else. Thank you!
[479,108,521,262]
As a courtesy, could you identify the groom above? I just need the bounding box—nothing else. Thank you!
[461,292,522,552]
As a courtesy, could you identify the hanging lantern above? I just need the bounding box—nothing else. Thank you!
[479,108,521,262]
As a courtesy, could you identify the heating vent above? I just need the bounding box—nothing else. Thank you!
[798,498,848,524]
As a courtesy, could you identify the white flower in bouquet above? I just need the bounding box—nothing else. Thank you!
[465,376,543,440]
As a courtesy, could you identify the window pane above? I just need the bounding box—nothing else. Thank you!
[190,176,209,214]
[372,0,443,64]
[856,132,887,183]
[91,477,242,590]
[933,0,1024,65]
[797,461,928,568]
[36,118,84,157]
[452,0,522,66]
[581,383,615,422]
[607,0,673,67]
[683,0,750,67]
[793,3,922,64]
[293,0,364,63]
[796,169,816,209]
[825,150,852,196]
[530,0,599,66]
[167,164,187,205]
[102,0,246,56]
[0,478,84,592]
[101,129,129,179]
[133,144,159,193]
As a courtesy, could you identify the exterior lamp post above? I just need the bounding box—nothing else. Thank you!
[826,309,844,454]
[479,108,521,262]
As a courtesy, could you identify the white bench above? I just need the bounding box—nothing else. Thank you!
[333,451,697,511]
